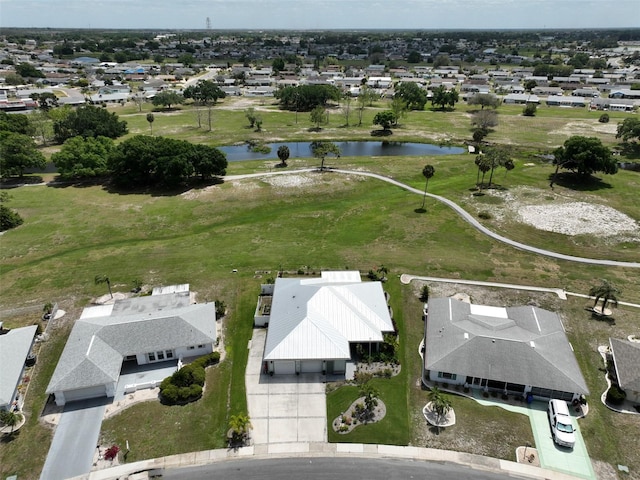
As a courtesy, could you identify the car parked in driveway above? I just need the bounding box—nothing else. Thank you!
[548,399,576,448]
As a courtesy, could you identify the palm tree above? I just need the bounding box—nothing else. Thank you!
[277,145,290,167]
[589,279,621,315]
[428,386,452,428]
[146,113,154,135]
[228,413,252,446]
[359,382,379,420]
[94,274,113,299]
[420,165,435,210]
[0,410,21,433]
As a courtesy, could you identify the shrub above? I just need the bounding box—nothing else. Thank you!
[159,352,219,405]
[104,445,120,461]
[606,384,627,405]
[598,113,610,123]
[522,103,537,116]
[0,204,24,232]
[215,300,226,318]
[478,211,492,220]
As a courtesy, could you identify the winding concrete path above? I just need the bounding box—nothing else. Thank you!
[227,168,640,269]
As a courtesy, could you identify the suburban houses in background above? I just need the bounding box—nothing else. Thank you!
[1,31,640,113]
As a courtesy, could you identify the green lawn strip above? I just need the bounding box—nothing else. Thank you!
[0,319,72,480]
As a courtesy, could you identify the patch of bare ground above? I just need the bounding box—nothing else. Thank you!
[471,186,640,243]
[552,121,618,137]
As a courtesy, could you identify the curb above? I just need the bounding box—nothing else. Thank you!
[78,442,585,480]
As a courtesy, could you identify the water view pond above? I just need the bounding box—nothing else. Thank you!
[219,141,465,162]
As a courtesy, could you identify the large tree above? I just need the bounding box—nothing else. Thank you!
[0,111,34,135]
[551,136,617,185]
[373,110,397,132]
[310,141,340,170]
[53,105,128,144]
[276,84,341,111]
[431,85,459,110]
[616,118,640,143]
[394,82,428,110]
[108,135,226,188]
[152,91,184,110]
[468,93,500,110]
[0,131,46,178]
[51,136,114,180]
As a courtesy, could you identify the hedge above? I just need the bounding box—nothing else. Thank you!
[159,351,220,405]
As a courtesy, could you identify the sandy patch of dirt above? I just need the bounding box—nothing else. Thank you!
[483,186,640,240]
[552,120,618,137]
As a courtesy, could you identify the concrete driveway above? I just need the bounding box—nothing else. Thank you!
[246,329,327,445]
[40,397,108,480]
[473,394,595,479]
[528,404,595,479]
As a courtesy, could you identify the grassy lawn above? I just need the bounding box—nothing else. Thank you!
[1,99,639,478]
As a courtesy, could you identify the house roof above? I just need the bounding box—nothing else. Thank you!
[424,297,589,395]
[610,338,640,393]
[0,326,37,408]
[264,272,393,361]
[46,293,216,394]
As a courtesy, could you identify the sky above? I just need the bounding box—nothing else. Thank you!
[1,0,639,30]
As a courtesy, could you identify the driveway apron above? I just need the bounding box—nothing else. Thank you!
[40,397,108,480]
[246,329,327,445]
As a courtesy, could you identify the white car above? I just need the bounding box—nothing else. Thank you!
[548,399,576,448]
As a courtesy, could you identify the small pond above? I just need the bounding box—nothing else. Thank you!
[219,141,465,162]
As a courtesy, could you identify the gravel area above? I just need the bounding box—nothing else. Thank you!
[517,201,639,237]
[486,186,640,239]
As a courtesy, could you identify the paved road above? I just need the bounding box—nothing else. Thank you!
[162,457,513,480]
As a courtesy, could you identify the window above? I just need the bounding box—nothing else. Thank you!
[148,352,156,362]
[157,351,165,360]
[197,344,205,349]
[188,346,195,350]
[166,350,174,359]
[437,372,457,380]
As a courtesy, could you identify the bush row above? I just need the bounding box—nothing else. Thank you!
[159,351,220,405]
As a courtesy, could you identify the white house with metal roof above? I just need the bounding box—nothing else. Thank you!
[258,271,394,375]
[46,289,216,406]
[0,325,38,411]
[424,297,589,402]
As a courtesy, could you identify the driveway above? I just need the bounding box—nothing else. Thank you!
[246,329,327,445]
[473,394,595,479]
[40,397,108,480]
[528,403,595,479]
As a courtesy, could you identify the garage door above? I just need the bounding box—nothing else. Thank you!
[63,385,107,403]
[301,360,323,373]
[274,361,296,375]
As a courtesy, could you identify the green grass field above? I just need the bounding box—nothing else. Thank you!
[1,97,638,479]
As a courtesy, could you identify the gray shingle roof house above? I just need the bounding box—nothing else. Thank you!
[46,290,216,406]
[257,271,394,375]
[424,297,589,401]
[609,338,640,403]
[0,325,37,411]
